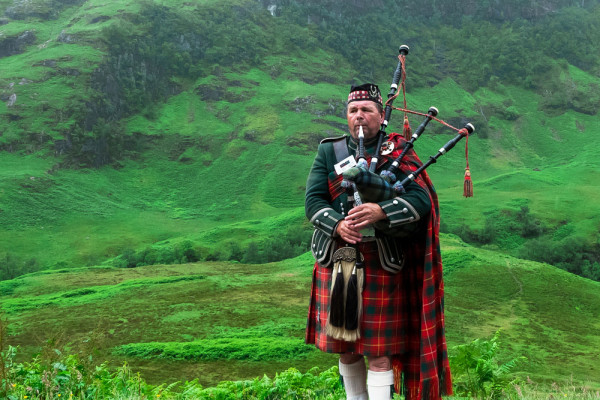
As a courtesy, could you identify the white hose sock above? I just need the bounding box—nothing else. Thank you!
[367,369,394,400]
[339,359,368,400]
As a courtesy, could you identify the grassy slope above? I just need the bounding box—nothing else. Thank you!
[2,0,599,269]
[4,68,600,268]
[1,0,600,390]
[1,235,599,388]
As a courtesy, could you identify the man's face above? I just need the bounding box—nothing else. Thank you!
[346,100,384,141]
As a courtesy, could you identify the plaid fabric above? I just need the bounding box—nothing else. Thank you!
[306,241,409,356]
[305,132,452,400]
[342,166,396,203]
[387,133,452,400]
[328,174,345,201]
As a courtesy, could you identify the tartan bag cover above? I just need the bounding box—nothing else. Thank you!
[305,133,452,400]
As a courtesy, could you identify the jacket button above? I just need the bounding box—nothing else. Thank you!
[324,212,329,217]
[393,200,399,205]
[390,257,395,263]
[402,208,408,213]
[315,220,320,225]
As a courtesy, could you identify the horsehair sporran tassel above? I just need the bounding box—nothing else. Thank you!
[345,264,359,331]
[326,247,364,341]
[329,263,345,328]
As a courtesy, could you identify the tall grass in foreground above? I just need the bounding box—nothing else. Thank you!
[2,325,599,400]
[1,344,345,399]
[2,348,599,400]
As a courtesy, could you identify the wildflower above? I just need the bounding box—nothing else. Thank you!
[12,383,16,388]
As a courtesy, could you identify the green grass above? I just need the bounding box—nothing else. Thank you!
[1,0,600,392]
[0,253,334,386]
[441,236,600,387]
[4,0,598,272]
[113,337,314,361]
[2,238,600,389]
[5,66,596,270]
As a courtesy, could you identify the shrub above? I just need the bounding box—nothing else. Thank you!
[0,253,39,281]
[0,337,344,400]
[450,331,526,399]
[115,241,200,268]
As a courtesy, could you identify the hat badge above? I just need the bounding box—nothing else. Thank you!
[369,85,378,98]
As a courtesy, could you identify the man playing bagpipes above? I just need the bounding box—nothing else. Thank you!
[305,83,453,400]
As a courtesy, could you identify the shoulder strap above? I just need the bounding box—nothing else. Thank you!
[332,137,350,163]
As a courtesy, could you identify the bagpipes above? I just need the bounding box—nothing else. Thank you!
[342,45,475,202]
[325,45,474,342]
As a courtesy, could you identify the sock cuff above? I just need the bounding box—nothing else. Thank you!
[339,358,366,377]
[367,369,394,386]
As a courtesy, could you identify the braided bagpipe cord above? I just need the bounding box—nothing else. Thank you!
[385,52,473,197]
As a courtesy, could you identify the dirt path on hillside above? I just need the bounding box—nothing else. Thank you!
[504,258,524,330]
[506,259,523,297]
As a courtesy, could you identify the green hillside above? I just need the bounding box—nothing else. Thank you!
[1,0,599,280]
[1,0,600,394]
[1,235,599,389]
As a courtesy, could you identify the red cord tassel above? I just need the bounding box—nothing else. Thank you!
[402,114,411,140]
[463,168,473,197]
[463,129,473,197]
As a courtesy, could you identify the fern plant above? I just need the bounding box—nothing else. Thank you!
[450,330,525,399]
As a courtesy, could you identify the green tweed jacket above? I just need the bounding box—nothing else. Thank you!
[305,134,431,272]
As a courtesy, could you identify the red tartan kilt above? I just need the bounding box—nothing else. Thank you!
[305,241,408,356]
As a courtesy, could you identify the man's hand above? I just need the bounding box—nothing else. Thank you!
[335,203,386,244]
[336,219,363,244]
[347,203,386,230]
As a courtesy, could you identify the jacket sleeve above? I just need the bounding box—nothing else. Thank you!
[305,143,345,238]
[374,170,431,236]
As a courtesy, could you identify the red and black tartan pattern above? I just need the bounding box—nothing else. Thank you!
[305,133,452,400]
[327,174,344,201]
[306,241,409,356]
[347,89,383,105]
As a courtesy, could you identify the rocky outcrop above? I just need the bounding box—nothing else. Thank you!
[5,0,87,20]
[286,96,346,119]
[6,93,17,107]
[57,30,77,44]
[5,0,54,20]
[32,57,82,76]
[0,30,36,58]
[195,84,247,103]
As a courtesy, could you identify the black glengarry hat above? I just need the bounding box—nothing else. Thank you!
[348,83,383,106]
